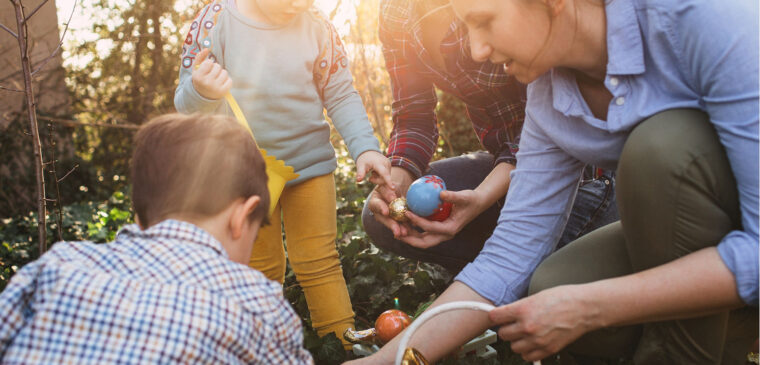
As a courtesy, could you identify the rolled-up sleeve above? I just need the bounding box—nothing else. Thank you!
[455,106,584,305]
[674,0,759,305]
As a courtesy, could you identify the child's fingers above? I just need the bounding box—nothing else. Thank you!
[215,69,229,83]
[193,48,211,69]
[220,77,233,93]
[195,59,214,76]
[356,163,367,182]
[209,62,223,79]
[368,165,394,189]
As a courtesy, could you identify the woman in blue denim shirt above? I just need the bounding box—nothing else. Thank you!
[459,0,757,363]
[350,0,758,364]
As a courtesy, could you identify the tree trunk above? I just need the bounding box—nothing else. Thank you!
[12,0,47,253]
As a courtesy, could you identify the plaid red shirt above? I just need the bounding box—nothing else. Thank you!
[379,0,527,177]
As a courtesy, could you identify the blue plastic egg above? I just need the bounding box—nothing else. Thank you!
[406,175,446,217]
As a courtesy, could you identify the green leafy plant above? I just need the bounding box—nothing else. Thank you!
[0,191,132,291]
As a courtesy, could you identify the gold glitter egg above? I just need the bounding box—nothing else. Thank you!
[401,348,429,365]
[389,197,409,222]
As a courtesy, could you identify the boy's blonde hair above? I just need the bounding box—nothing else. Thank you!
[131,113,270,227]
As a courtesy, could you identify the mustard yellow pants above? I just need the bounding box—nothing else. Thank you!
[249,173,354,348]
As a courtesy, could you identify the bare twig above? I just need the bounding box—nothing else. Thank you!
[32,0,76,75]
[12,0,48,253]
[58,164,79,183]
[0,84,24,93]
[38,116,140,130]
[24,0,49,22]
[0,22,18,38]
[46,123,65,241]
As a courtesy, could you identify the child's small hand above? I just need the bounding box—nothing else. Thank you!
[192,48,232,100]
[356,150,393,189]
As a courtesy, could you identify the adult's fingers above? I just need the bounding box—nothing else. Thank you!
[509,338,538,357]
[367,192,404,236]
[489,302,520,324]
[398,230,442,249]
[405,211,443,232]
[496,321,523,342]
[440,189,474,204]
[367,190,391,215]
[523,349,552,363]
[375,184,397,205]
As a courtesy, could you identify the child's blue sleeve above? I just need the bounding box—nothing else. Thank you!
[311,11,380,161]
[174,2,227,114]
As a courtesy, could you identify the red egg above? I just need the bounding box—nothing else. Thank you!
[375,309,412,343]
[426,201,452,222]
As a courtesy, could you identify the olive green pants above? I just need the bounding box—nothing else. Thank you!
[529,110,758,364]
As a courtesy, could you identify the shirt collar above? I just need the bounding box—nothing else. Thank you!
[605,0,645,76]
[118,219,229,258]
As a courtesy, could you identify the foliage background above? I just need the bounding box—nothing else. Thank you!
[1,0,527,364]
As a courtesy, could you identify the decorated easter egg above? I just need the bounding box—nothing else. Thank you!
[406,175,447,217]
[426,201,452,222]
[375,309,412,344]
[389,197,409,222]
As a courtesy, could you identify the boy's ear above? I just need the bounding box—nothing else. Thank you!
[230,196,262,239]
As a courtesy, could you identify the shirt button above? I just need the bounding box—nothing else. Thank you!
[615,97,625,105]
[609,77,619,86]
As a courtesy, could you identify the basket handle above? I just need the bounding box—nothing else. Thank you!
[394,301,541,365]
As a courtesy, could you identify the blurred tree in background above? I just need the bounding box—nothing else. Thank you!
[65,0,200,197]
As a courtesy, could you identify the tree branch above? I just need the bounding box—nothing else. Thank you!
[0,84,24,93]
[0,22,18,38]
[38,116,140,130]
[58,164,79,183]
[24,0,49,22]
[32,0,76,76]
[12,0,48,253]
[46,123,65,242]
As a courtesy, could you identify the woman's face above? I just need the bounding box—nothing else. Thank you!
[255,0,315,25]
[450,0,560,84]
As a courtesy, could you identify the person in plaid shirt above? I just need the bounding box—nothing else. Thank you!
[362,0,618,274]
[0,114,313,364]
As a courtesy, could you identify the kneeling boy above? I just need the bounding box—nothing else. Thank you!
[0,114,313,364]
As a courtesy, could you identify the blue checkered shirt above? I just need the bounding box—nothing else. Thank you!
[0,220,313,364]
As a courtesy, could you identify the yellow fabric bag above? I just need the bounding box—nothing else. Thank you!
[225,93,298,216]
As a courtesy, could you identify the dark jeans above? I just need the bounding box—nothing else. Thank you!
[361,151,619,274]
[529,110,758,364]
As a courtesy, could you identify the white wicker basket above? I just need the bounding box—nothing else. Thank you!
[395,301,541,365]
